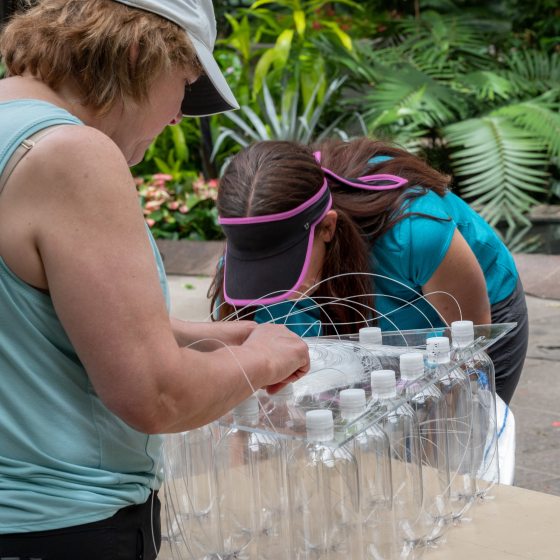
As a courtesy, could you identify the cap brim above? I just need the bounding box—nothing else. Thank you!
[223,229,316,307]
[182,34,239,117]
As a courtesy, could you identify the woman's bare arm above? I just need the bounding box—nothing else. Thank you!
[6,125,309,434]
[170,317,257,351]
[423,229,491,326]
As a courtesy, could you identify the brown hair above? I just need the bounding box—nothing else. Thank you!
[0,0,200,114]
[210,138,451,334]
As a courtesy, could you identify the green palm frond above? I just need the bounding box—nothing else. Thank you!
[445,116,550,228]
[363,65,462,128]
[499,224,544,254]
[396,12,507,68]
[493,95,560,158]
[459,71,514,102]
[501,50,560,97]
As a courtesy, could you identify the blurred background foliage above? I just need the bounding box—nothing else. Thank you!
[1,0,559,239]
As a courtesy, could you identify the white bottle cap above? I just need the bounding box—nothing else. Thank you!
[273,383,294,398]
[232,394,259,418]
[399,352,425,381]
[339,388,367,414]
[426,337,451,364]
[306,409,334,441]
[359,327,382,345]
[371,369,397,399]
[451,320,474,348]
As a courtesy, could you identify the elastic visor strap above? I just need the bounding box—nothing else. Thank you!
[313,150,407,191]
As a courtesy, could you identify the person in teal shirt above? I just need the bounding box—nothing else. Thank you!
[211,138,528,405]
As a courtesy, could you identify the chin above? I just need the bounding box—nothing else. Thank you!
[127,152,145,167]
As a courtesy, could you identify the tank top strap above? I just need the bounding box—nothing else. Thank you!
[0,124,67,195]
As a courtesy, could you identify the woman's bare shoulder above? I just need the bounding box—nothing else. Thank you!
[21,124,134,196]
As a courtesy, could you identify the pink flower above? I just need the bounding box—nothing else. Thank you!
[208,179,219,189]
[145,200,163,211]
[192,176,205,194]
[146,218,156,227]
[167,201,180,210]
[179,204,189,214]
[152,173,173,182]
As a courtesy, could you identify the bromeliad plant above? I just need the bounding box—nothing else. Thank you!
[210,77,366,172]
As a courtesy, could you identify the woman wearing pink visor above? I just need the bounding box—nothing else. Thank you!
[211,138,528,406]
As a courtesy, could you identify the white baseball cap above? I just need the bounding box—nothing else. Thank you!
[114,0,239,116]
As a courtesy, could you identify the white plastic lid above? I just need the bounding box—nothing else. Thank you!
[399,352,425,381]
[359,327,382,345]
[306,409,334,441]
[451,320,474,347]
[426,337,451,364]
[339,388,367,413]
[371,369,397,399]
[232,394,259,417]
[273,383,294,398]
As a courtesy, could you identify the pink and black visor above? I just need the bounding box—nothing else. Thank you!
[219,179,332,306]
[218,154,407,307]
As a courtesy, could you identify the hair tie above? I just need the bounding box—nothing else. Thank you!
[313,150,407,191]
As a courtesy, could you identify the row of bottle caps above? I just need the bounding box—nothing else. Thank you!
[227,319,481,441]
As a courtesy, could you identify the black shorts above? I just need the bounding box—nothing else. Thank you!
[0,492,161,560]
[488,278,529,405]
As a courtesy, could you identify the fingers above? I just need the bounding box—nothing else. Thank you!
[245,323,310,387]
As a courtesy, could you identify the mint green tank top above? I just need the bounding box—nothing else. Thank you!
[0,100,169,533]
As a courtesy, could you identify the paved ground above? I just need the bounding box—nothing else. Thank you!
[166,271,560,497]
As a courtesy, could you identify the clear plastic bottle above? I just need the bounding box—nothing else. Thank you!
[399,353,452,542]
[359,327,400,381]
[162,425,222,559]
[215,395,290,560]
[451,320,499,498]
[338,389,397,560]
[260,383,306,435]
[370,369,428,557]
[287,409,363,559]
[426,337,475,521]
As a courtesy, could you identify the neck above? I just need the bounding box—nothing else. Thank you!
[7,74,121,137]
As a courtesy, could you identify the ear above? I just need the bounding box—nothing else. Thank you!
[318,210,338,242]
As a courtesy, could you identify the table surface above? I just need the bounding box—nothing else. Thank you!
[426,484,560,560]
[159,484,559,559]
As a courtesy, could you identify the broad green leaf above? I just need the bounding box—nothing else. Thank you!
[169,125,188,163]
[253,48,282,96]
[294,10,306,37]
[321,21,353,51]
[274,29,294,67]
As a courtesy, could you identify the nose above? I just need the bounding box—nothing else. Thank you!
[170,111,183,126]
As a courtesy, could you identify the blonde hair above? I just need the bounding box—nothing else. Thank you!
[0,0,200,114]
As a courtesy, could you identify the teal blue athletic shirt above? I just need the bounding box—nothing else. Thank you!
[0,100,169,533]
[254,298,322,337]
[253,188,518,336]
[372,189,518,330]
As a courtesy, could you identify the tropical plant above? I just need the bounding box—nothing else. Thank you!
[318,10,560,226]
[136,173,223,240]
[131,118,203,182]
[210,77,365,170]
[220,0,360,107]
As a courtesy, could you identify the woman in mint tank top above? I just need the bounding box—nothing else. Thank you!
[211,138,528,406]
[0,1,309,557]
